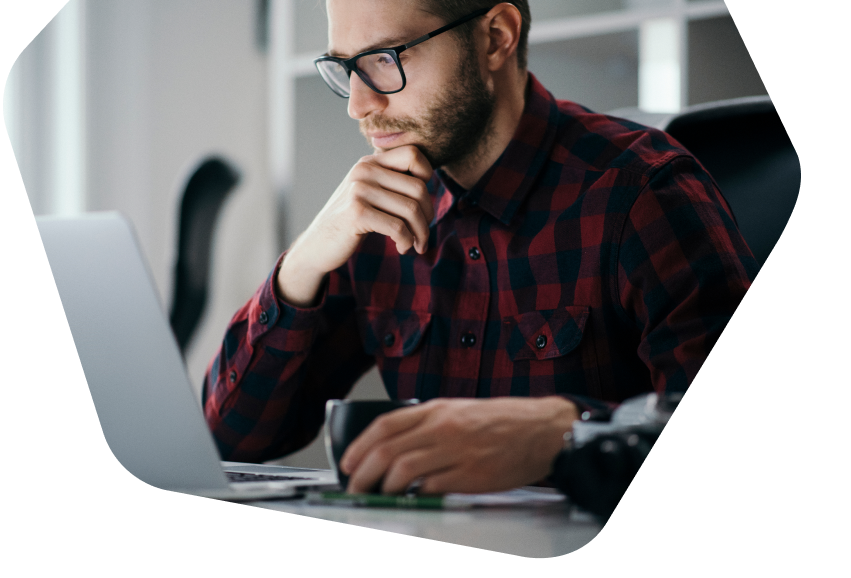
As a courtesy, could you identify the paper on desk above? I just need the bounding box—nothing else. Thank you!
[443,488,566,508]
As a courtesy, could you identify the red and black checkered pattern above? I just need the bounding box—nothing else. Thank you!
[203,74,756,462]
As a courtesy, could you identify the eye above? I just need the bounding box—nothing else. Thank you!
[375,54,395,66]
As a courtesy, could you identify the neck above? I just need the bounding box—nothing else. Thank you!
[442,69,528,190]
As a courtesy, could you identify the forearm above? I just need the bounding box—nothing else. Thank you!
[203,256,372,462]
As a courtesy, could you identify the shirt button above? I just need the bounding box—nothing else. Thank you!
[258,311,269,324]
[229,370,237,383]
[460,332,477,348]
[535,335,547,349]
[384,333,395,347]
[468,247,481,260]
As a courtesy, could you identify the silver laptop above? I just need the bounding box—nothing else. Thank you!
[37,212,338,500]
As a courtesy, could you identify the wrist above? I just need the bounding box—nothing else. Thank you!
[538,396,579,476]
[542,395,580,435]
[276,247,326,307]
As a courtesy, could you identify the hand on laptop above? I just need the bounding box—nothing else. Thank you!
[276,145,434,307]
[339,396,579,495]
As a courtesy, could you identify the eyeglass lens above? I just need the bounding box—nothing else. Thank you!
[317,53,403,97]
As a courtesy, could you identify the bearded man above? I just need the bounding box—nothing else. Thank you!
[202,0,756,495]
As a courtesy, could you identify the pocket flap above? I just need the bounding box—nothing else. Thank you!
[504,306,590,361]
[357,307,432,358]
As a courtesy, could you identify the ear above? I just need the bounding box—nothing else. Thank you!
[481,2,522,72]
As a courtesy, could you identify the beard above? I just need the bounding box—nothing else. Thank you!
[359,48,496,170]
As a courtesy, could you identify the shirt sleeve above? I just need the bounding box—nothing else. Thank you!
[616,154,758,395]
[201,253,375,462]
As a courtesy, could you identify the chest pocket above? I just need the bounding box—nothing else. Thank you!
[503,306,590,361]
[356,307,432,358]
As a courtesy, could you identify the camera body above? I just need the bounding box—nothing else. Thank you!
[551,392,683,520]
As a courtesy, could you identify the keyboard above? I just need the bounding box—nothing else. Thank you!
[226,471,311,483]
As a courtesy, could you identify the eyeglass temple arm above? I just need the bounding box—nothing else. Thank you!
[401,7,491,50]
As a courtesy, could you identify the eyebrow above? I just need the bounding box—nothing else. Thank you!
[327,34,411,58]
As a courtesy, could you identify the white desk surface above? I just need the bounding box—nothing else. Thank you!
[248,487,602,558]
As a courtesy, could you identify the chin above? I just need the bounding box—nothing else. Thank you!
[374,141,424,155]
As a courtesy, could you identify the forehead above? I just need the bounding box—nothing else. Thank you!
[326,0,442,57]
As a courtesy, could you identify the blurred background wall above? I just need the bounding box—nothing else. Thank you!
[3,0,766,468]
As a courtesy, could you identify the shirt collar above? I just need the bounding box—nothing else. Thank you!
[431,73,560,226]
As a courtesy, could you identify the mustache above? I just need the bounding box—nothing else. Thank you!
[359,114,422,137]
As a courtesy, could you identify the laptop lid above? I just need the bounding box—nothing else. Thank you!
[37,212,239,493]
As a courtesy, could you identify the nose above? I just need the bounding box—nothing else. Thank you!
[347,72,388,120]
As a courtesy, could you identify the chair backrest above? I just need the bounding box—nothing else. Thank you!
[169,157,240,352]
[612,96,800,271]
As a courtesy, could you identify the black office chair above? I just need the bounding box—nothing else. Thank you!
[612,96,800,272]
[558,98,801,520]
[169,157,241,353]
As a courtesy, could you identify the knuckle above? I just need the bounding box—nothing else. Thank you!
[438,415,461,434]
[371,415,390,436]
[402,198,420,217]
[414,180,429,199]
[429,398,448,411]
[373,444,394,465]
[348,180,366,198]
[353,161,374,180]
[389,219,406,235]
[349,199,368,219]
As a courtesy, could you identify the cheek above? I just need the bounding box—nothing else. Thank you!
[400,58,455,104]
[383,89,430,127]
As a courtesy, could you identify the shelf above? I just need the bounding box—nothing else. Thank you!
[285,1,729,78]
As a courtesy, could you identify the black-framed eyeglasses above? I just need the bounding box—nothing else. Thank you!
[314,7,490,99]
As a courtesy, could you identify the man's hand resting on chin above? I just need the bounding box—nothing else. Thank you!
[339,396,579,495]
[276,145,434,307]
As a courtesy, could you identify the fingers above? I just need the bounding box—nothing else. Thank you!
[352,157,435,226]
[347,151,434,253]
[340,407,436,493]
[361,146,434,223]
[352,185,431,253]
[345,434,456,495]
[355,203,417,255]
[371,164,434,225]
[343,403,460,495]
[369,145,434,184]
[340,405,427,477]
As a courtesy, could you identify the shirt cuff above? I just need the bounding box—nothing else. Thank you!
[245,251,329,350]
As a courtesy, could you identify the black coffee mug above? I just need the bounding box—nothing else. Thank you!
[324,399,419,491]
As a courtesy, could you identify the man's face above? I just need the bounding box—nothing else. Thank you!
[326,0,496,169]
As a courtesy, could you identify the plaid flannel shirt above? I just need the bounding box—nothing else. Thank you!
[203,74,757,462]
